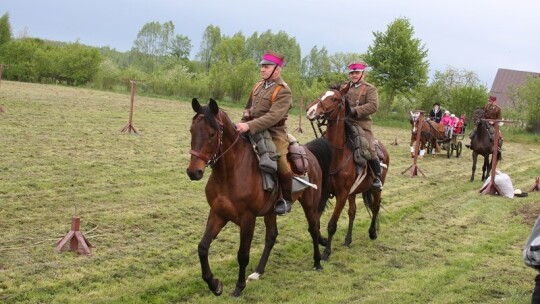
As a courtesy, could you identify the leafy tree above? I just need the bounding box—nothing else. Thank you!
[328,52,364,74]
[0,13,12,46]
[301,46,331,85]
[55,42,102,85]
[197,25,221,72]
[0,38,45,81]
[169,34,192,60]
[414,67,487,124]
[131,21,190,72]
[511,76,540,132]
[364,17,429,117]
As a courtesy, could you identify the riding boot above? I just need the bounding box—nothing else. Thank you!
[275,171,293,215]
[368,159,383,191]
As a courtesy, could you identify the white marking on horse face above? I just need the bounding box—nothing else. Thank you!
[307,91,335,120]
[321,90,334,101]
[306,103,318,119]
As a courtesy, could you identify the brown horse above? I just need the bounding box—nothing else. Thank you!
[409,111,446,157]
[470,108,500,182]
[186,98,333,297]
[306,84,390,260]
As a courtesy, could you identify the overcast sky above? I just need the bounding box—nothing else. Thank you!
[3,0,539,86]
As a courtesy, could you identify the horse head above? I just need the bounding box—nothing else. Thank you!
[409,111,421,134]
[306,83,349,121]
[473,108,485,125]
[187,98,238,180]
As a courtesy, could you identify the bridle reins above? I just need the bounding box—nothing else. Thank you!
[190,110,240,168]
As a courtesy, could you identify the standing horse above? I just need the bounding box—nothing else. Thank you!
[470,108,500,182]
[187,98,332,297]
[306,84,390,260]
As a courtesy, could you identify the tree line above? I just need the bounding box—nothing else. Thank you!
[0,13,538,131]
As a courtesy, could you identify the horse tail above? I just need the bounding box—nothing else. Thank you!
[305,137,333,214]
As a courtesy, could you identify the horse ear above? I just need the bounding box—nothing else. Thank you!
[208,98,219,115]
[192,98,202,113]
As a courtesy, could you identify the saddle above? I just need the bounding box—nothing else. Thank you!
[287,134,309,175]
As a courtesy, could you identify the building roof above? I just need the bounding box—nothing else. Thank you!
[490,68,540,108]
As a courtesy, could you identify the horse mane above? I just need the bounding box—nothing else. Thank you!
[329,83,341,90]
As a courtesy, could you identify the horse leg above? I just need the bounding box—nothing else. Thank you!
[323,194,347,261]
[232,215,256,297]
[365,191,381,240]
[248,214,278,281]
[343,194,357,247]
[198,212,227,296]
[470,152,478,182]
[298,197,324,270]
[482,155,491,181]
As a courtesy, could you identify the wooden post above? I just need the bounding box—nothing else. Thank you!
[55,217,92,255]
[530,177,540,192]
[121,80,139,134]
[0,64,7,113]
[402,111,426,177]
[294,97,304,133]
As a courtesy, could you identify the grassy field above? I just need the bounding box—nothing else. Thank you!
[1,81,539,303]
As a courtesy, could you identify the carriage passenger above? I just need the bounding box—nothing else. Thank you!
[454,115,465,134]
[342,62,382,190]
[236,50,293,215]
[441,111,454,139]
[429,102,443,123]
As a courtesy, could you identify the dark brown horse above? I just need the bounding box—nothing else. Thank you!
[470,108,500,182]
[409,111,446,157]
[186,98,332,297]
[306,84,390,260]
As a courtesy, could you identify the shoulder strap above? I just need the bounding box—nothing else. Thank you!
[271,84,284,103]
[356,83,368,101]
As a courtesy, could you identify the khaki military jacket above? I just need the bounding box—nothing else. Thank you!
[344,81,379,130]
[484,102,502,120]
[245,77,292,138]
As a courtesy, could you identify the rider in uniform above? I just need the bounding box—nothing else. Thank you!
[236,50,293,215]
[466,95,503,150]
[343,62,382,191]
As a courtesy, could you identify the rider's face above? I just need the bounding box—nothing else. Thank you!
[261,64,280,80]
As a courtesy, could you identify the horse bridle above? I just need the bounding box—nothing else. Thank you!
[190,110,240,168]
[311,90,346,137]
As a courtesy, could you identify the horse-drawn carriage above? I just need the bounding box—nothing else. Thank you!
[432,124,466,158]
[410,111,466,159]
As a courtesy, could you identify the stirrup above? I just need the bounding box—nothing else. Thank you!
[274,199,292,216]
[372,178,383,191]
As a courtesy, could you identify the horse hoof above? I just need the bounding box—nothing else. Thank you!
[313,265,323,271]
[246,272,261,282]
[212,280,223,296]
[369,232,378,240]
[322,253,330,261]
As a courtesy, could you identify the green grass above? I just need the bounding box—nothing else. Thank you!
[1,81,539,303]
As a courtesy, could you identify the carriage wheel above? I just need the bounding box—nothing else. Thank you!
[447,142,453,158]
[456,141,463,158]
